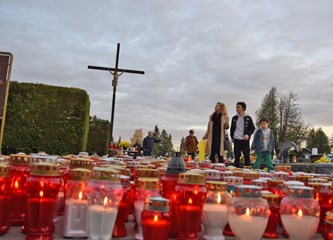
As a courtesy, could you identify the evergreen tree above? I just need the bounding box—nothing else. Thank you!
[255,86,279,152]
[256,87,308,153]
[180,136,185,155]
[153,125,161,156]
[307,128,331,154]
[87,115,110,156]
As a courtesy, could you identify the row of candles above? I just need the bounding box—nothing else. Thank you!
[0,152,333,240]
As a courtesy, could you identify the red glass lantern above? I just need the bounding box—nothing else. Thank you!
[9,153,30,226]
[0,164,12,235]
[280,186,320,240]
[86,167,123,240]
[312,183,333,233]
[175,172,207,240]
[25,163,62,240]
[267,179,284,196]
[161,151,186,238]
[112,175,131,238]
[322,210,333,240]
[63,168,91,238]
[134,178,161,240]
[142,197,171,240]
[262,193,281,239]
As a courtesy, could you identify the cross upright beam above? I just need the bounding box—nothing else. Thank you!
[88,43,144,143]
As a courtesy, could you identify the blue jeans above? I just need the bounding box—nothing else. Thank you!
[144,149,153,156]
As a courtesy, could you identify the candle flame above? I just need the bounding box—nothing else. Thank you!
[245,208,250,216]
[40,181,44,188]
[188,198,193,204]
[103,197,108,207]
[217,193,221,204]
[329,199,332,205]
[315,192,319,202]
[79,191,82,200]
[39,191,44,198]
[297,209,303,218]
[154,214,158,222]
[194,190,198,195]
[14,180,19,189]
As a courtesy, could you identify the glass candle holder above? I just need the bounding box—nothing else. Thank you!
[202,181,232,240]
[280,186,320,240]
[251,179,268,190]
[220,171,233,181]
[0,164,12,235]
[63,168,91,238]
[267,179,284,196]
[86,167,123,240]
[262,193,281,239]
[322,210,333,240]
[203,169,221,181]
[161,151,186,238]
[25,163,62,240]
[309,182,332,233]
[112,175,131,238]
[175,172,207,240]
[134,177,161,240]
[142,197,171,240]
[55,157,70,217]
[228,185,269,240]
[272,171,289,181]
[212,163,226,172]
[9,153,31,226]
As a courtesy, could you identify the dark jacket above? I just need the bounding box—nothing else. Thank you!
[230,115,255,140]
[251,128,275,153]
[143,136,160,151]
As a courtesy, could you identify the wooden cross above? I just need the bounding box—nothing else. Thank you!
[88,43,144,143]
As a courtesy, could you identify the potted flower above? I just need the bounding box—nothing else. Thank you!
[118,141,131,150]
[288,149,297,162]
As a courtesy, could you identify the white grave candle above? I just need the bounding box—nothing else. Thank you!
[134,200,144,240]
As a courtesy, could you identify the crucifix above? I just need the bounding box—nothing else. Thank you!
[88,43,144,143]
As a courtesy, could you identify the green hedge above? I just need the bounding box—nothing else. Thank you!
[2,82,90,155]
[87,115,110,156]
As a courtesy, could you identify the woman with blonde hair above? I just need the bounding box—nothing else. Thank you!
[202,102,229,163]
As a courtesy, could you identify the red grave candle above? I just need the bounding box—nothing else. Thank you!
[175,172,207,240]
[25,163,62,240]
[141,197,171,240]
[9,153,30,226]
[0,164,12,235]
[262,193,281,239]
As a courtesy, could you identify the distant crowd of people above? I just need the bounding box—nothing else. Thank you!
[131,101,275,171]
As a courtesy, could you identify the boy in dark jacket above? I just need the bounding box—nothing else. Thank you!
[251,118,275,172]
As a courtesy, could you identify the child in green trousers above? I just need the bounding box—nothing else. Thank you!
[251,118,275,172]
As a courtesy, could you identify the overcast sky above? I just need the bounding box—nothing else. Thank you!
[1,0,333,147]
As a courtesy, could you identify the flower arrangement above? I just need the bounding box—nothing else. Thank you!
[288,149,297,157]
[118,141,131,150]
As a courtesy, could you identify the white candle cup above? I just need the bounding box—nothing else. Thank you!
[281,214,319,240]
[63,198,89,237]
[134,200,145,240]
[229,215,268,240]
[202,204,228,240]
[88,205,118,240]
[53,191,64,222]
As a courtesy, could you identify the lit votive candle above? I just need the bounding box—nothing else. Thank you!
[88,197,118,240]
[229,208,268,240]
[281,209,319,240]
[63,192,89,237]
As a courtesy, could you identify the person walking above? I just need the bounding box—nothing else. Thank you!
[230,102,255,167]
[142,131,160,156]
[184,129,199,160]
[251,118,275,172]
[202,102,229,163]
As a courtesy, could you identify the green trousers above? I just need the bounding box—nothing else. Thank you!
[253,151,274,172]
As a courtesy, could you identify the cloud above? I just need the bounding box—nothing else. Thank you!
[1,0,333,147]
